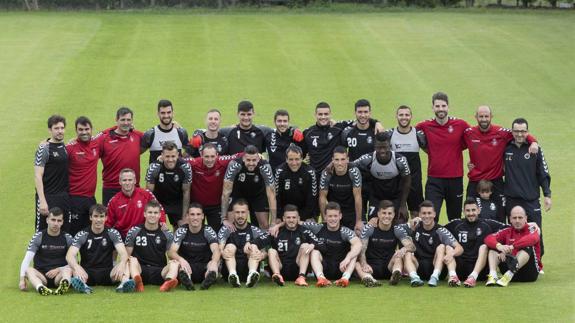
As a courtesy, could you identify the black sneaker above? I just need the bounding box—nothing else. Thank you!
[246,272,260,288]
[200,271,217,290]
[54,279,70,295]
[505,255,519,274]
[228,273,241,288]
[178,270,195,291]
[38,285,53,296]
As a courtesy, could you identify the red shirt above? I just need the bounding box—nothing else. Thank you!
[484,223,542,269]
[189,155,238,207]
[105,187,166,237]
[416,117,470,178]
[464,125,536,181]
[99,129,143,189]
[66,139,100,197]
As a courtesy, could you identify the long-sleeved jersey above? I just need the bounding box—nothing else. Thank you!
[225,158,275,199]
[445,218,506,262]
[105,188,166,237]
[504,142,551,201]
[145,159,192,215]
[66,139,99,197]
[264,127,304,171]
[98,129,143,189]
[275,163,317,220]
[484,223,542,269]
[188,154,238,207]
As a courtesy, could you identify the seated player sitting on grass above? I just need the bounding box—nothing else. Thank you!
[355,200,415,287]
[19,207,73,296]
[125,200,180,292]
[168,203,220,291]
[66,204,135,293]
[484,206,542,287]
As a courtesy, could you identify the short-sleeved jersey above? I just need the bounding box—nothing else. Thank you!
[410,223,457,260]
[173,225,218,264]
[264,127,305,171]
[27,230,73,272]
[302,121,351,172]
[73,227,123,269]
[476,197,498,221]
[221,125,271,155]
[190,130,229,157]
[352,151,410,200]
[275,163,317,220]
[98,129,143,189]
[319,166,362,215]
[360,223,410,262]
[66,139,99,197]
[218,225,271,258]
[272,226,323,263]
[125,224,173,267]
[141,125,191,164]
[341,125,376,162]
[145,159,192,215]
[35,142,69,194]
[504,142,551,200]
[225,159,275,198]
[301,222,355,263]
[445,218,506,262]
[387,127,426,176]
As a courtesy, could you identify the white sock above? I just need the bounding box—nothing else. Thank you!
[448,270,457,277]
[249,270,258,275]
[489,270,498,278]
[317,272,325,279]
[35,284,45,291]
[432,269,441,278]
[409,272,419,279]
[341,272,351,280]
[504,270,515,279]
[469,272,478,280]
[229,270,237,276]
[362,274,374,280]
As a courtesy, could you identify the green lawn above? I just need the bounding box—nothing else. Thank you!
[0,9,573,322]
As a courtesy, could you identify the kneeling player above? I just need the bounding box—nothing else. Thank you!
[484,206,541,287]
[168,203,220,290]
[19,208,73,295]
[268,204,322,287]
[355,200,415,287]
[66,204,134,293]
[403,200,463,287]
[218,199,270,288]
[125,201,179,292]
[307,202,362,288]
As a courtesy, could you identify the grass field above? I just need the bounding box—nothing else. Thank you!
[0,8,573,322]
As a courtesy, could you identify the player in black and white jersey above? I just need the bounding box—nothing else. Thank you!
[34,114,71,233]
[141,99,191,164]
[355,200,415,287]
[218,200,271,288]
[221,145,276,229]
[307,202,362,287]
[319,146,363,232]
[264,109,305,172]
[403,200,463,287]
[220,100,273,154]
[189,109,229,157]
[66,204,134,294]
[145,142,192,228]
[19,208,73,296]
[386,105,427,218]
[125,201,179,292]
[352,132,411,222]
[168,203,220,291]
[275,145,317,221]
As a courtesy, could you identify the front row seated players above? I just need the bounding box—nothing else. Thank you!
[19,207,73,295]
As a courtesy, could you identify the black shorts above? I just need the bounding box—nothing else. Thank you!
[102,188,120,207]
[367,258,392,280]
[141,265,165,285]
[425,176,463,221]
[35,192,71,233]
[407,170,424,212]
[222,255,249,282]
[38,268,58,288]
[203,205,222,233]
[230,196,269,227]
[86,267,114,286]
[321,258,343,281]
[70,195,96,236]
[416,257,434,280]
[455,257,487,281]
[280,261,301,281]
[499,247,539,283]
[190,262,208,284]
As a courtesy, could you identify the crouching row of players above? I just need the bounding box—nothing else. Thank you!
[20,197,541,295]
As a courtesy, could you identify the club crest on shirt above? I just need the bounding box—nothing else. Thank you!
[524,153,530,160]
[215,170,220,177]
[137,200,143,208]
[254,175,260,183]
[428,236,433,245]
[102,238,108,247]
[492,138,498,146]
[298,177,303,185]
[476,227,483,236]
[367,136,372,144]
[155,236,161,245]
[174,174,179,182]
[92,149,97,156]
[250,132,256,138]
[490,203,496,211]
[327,132,333,140]
[53,151,59,157]
[295,237,301,246]
[448,125,454,133]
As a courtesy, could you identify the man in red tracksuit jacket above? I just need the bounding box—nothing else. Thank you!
[484,206,541,287]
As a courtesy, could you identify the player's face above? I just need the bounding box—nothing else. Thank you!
[396,108,412,128]
[157,106,173,126]
[475,107,492,130]
[46,214,64,233]
[275,115,289,133]
[233,204,249,226]
[49,122,65,142]
[162,148,179,170]
[377,207,395,226]
[90,212,107,231]
[286,151,302,172]
[201,147,217,168]
[238,110,254,128]
[479,190,492,200]
[463,204,479,222]
[355,106,371,125]
[509,209,527,229]
[325,209,342,230]
[332,152,348,173]
[374,140,392,164]
[243,153,260,172]
[419,207,436,226]
[315,107,331,126]
[186,207,204,229]
[76,123,92,142]
[144,206,161,225]
[116,113,133,133]
[432,99,449,120]
[120,172,136,194]
[512,123,528,144]
[283,211,300,230]
[206,112,221,132]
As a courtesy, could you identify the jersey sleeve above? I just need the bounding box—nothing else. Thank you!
[396,155,411,176]
[145,162,162,184]
[484,219,508,233]
[72,230,89,248]
[178,128,192,156]
[34,144,49,167]
[259,162,275,187]
[393,224,412,241]
[217,226,231,244]
[359,224,374,240]
[180,162,193,184]
[65,233,74,247]
[349,167,362,188]
[204,226,218,244]
[172,227,187,246]
[141,127,155,150]
[319,171,331,191]
[513,225,540,249]
[256,125,274,137]
[340,227,356,242]
[300,222,323,235]
[107,228,124,246]
[124,226,141,247]
[351,154,372,172]
[309,168,318,198]
[537,148,551,197]
[224,160,242,182]
[444,219,460,235]
[26,232,43,253]
[416,129,427,149]
[164,230,174,250]
[251,226,271,249]
[436,227,457,247]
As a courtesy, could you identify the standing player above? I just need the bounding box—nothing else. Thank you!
[319,147,362,232]
[355,201,415,287]
[19,208,73,295]
[387,105,427,218]
[146,142,192,228]
[264,109,304,172]
[275,145,317,221]
[221,145,276,229]
[221,100,272,154]
[125,201,179,292]
[168,203,220,290]
[66,204,135,293]
[34,114,71,232]
[141,99,191,164]
[219,200,270,288]
[190,109,229,157]
[416,92,470,221]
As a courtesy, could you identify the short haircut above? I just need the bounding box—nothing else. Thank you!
[396,105,412,113]
[189,202,204,210]
[119,168,136,178]
[48,115,66,128]
[325,201,341,212]
[477,179,493,193]
[285,144,303,158]
[419,200,435,211]
[463,197,478,208]
[274,109,290,121]
[201,142,217,153]
[333,146,347,156]
[244,144,259,155]
[145,200,162,211]
[89,204,107,216]
[237,100,254,112]
[48,207,64,217]
[432,92,449,105]
[75,116,92,129]
[157,99,173,111]
[378,200,395,211]
[161,141,178,152]
[283,204,299,214]
[315,102,331,111]
[232,198,249,209]
[207,108,221,115]
[512,117,529,130]
[116,107,133,119]
[354,99,371,111]
[374,132,390,143]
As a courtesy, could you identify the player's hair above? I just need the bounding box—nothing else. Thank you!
[145,200,162,211]
[232,198,249,209]
[189,202,204,210]
[274,109,290,121]
[285,144,303,158]
[237,100,254,112]
[161,141,178,152]
[378,200,395,211]
[244,145,259,155]
[47,114,66,128]
[48,207,64,217]
[463,197,478,208]
[432,92,449,105]
[512,117,529,130]
[375,132,390,143]
[419,200,435,211]
[201,142,217,153]
[75,116,92,129]
[325,201,341,212]
[89,204,107,216]
[354,99,371,111]
[119,168,136,179]
[157,99,173,111]
[207,108,221,115]
[283,204,299,215]
[396,105,412,113]
[333,146,348,156]
[116,107,133,119]
[315,102,331,111]
[477,179,493,193]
